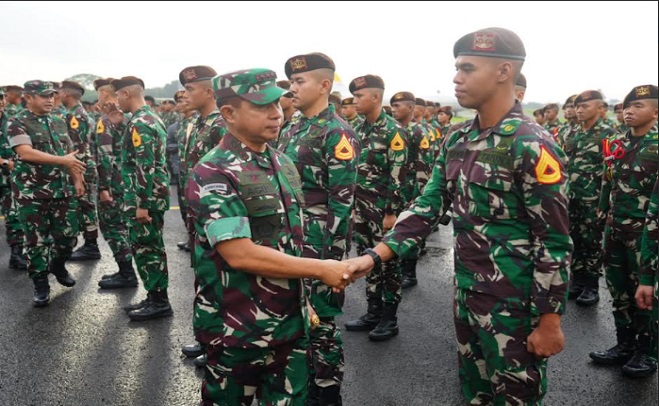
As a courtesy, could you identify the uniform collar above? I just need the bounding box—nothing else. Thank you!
[460,102,523,141]
[220,132,273,169]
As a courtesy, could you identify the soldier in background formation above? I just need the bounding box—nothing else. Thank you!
[339,97,363,130]
[614,102,629,133]
[3,85,24,117]
[556,94,578,147]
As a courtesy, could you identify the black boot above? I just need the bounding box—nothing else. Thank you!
[317,385,342,406]
[344,298,382,331]
[400,259,418,289]
[69,239,101,261]
[9,244,28,270]
[32,275,50,307]
[567,274,585,300]
[50,258,76,287]
[576,275,599,306]
[123,292,153,312]
[98,261,138,289]
[590,329,636,365]
[193,354,207,368]
[307,382,320,406]
[368,304,399,342]
[622,351,658,378]
[128,289,173,321]
[182,342,205,358]
[177,241,191,252]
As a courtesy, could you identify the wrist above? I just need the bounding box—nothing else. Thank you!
[538,313,561,327]
[364,248,382,269]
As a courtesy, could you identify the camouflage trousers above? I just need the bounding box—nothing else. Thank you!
[569,197,604,283]
[454,288,547,406]
[354,199,401,306]
[0,185,23,246]
[201,339,308,406]
[17,198,78,279]
[74,172,99,240]
[308,317,344,389]
[177,181,188,228]
[98,196,132,264]
[128,210,168,291]
[604,225,656,357]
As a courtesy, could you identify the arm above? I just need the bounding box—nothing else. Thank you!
[384,128,408,216]
[133,122,159,210]
[96,117,115,192]
[13,145,85,173]
[637,179,659,313]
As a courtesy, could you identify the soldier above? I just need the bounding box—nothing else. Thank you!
[278,53,359,405]
[60,81,102,261]
[345,27,572,405]
[515,73,526,102]
[600,101,618,128]
[328,93,342,114]
[160,99,179,129]
[50,83,68,120]
[144,95,157,110]
[92,78,138,289]
[112,76,172,320]
[543,103,562,140]
[556,94,578,147]
[613,102,629,133]
[0,88,28,270]
[390,91,433,289]
[344,74,408,342]
[3,85,24,117]
[340,97,363,130]
[437,106,453,138]
[7,80,86,306]
[566,90,618,306]
[533,108,545,126]
[186,68,351,406]
[276,80,297,128]
[591,85,658,377]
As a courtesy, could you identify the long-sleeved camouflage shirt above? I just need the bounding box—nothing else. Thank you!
[7,109,75,201]
[186,133,307,349]
[95,114,126,193]
[182,110,227,190]
[66,103,96,176]
[120,105,170,213]
[383,103,573,316]
[640,180,658,286]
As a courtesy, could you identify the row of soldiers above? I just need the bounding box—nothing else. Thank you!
[1,27,658,405]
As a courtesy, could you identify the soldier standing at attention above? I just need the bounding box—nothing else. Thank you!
[186,68,352,406]
[3,85,24,117]
[112,76,172,321]
[339,97,363,130]
[613,102,629,133]
[278,53,359,405]
[591,85,658,378]
[556,94,578,148]
[60,80,102,261]
[514,73,526,102]
[93,78,138,289]
[276,80,297,130]
[343,74,408,342]
[543,103,562,140]
[7,80,86,307]
[565,90,618,306]
[0,88,28,270]
[345,27,572,405]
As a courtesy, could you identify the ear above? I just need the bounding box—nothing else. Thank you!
[220,104,236,124]
[497,61,514,84]
[320,78,332,94]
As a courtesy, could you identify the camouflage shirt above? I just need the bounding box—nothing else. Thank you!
[599,126,659,231]
[556,121,577,148]
[355,109,408,215]
[640,180,659,286]
[404,121,434,200]
[120,105,170,213]
[0,112,12,187]
[565,118,617,200]
[66,103,96,173]
[183,110,227,189]
[347,115,364,131]
[4,103,24,118]
[383,103,572,315]
[186,133,307,349]
[176,113,199,185]
[7,109,75,201]
[544,120,562,141]
[95,114,126,193]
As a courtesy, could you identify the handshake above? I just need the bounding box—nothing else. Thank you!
[320,251,381,293]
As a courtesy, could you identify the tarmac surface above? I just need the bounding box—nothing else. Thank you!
[0,187,657,405]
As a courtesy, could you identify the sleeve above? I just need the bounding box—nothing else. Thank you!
[639,179,659,286]
[520,139,573,315]
[186,163,252,248]
[598,135,618,213]
[384,127,408,214]
[133,121,157,209]
[7,119,32,148]
[96,117,114,191]
[322,128,360,259]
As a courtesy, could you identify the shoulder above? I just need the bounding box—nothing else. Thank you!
[325,115,357,138]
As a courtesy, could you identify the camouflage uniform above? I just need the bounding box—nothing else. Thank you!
[1,109,26,256]
[176,112,198,226]
[278,104,359,391]
[4,103,24,118]
[544,120,562,141]
[7,109,79,279]
[121,105,170,292]
[95,114,132,264]
[354,109,408,309]
[187,133,309,406]
[160,110,180,130]
[383,103,572,404]
[52,104,68,121]
[640,180,658,356]
[599,126,658,358]
[347,115,364,131]
[66,103,99,243]
[564,117,617,291]
[556,121,577,148]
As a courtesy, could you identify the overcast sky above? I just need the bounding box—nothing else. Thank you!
[1,1,657,104]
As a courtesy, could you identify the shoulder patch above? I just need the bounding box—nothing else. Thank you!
[334,133,355,160]
[535,146,562,185]
[132,128,142,147]
[69,116,79,130]
[390,132,405,151]
[420,136,430,150]
[96,120,105,134]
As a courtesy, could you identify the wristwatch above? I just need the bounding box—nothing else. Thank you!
[364,248,382,269]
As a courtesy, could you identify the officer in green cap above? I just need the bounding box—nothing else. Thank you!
[345,27,572,404]
[186,67,352,406]
[7,80,86,306]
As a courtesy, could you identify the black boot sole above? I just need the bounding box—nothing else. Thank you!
[345,322,380,332]
[68,255,102,261]
[33,297,50,307]
[98,281,139,289]
[54,277,76,288]
[128,308,174,321]
[368,328,399,342]
[589,354,634,365]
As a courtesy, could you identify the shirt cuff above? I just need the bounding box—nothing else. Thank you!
[206,216,252,247]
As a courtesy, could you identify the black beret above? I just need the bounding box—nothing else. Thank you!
[349,75,385,94]
[434,102,441,107]
[285,53,335,79]
[111,76,145,91]
[623,85,658,109]
[329,93,341,105]
[533,109,544,116]
[5,85,23,92]
[276,80,291,90]
[563,94,577,109]
[144,95,155,103]
[390,92,415,104]
[341,97,355,106]
[383,105,392,115]
[544,103,559,111]
[93,78,115,91]
[453,27,526,61]
[516,73,527,88]
[613,102,623,111]
[574,90,603,105]
[179,66,217,86]
[61,80,85,96]
[174,90,186,102]
[415,98,426,107]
